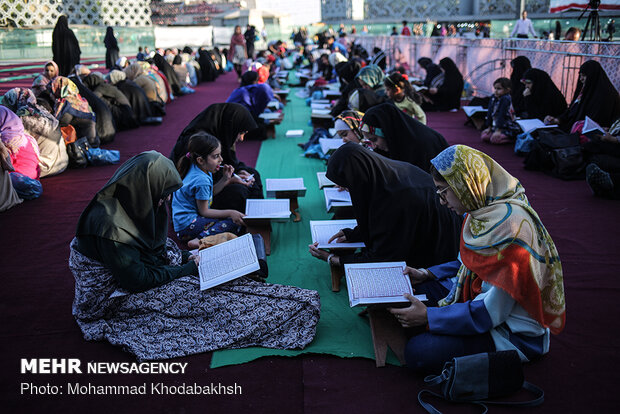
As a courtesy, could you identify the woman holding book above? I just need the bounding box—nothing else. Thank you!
[69,151,320,361]
[308,143,462,268]
[388,145,565,373]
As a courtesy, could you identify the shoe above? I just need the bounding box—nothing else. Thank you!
[586,163,613,196]
[143,116,163,125]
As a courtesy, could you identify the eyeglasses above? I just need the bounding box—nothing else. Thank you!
[436,186,450,200]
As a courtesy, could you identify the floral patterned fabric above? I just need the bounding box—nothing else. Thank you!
[431,145,566,334]
[69,238,321,361]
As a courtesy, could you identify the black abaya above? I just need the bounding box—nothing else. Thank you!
[425,58,463,111]
[172,103,263,212]
[362,103,448,172]
[326,143,462,267]
[510,56,531,116]
[104,27,120,70]
[522,68,567,121]
[152,54,182,96]
[115,79,154,123]
[69,75,116,144]
[83,74,139,131]
[52,16,81,77]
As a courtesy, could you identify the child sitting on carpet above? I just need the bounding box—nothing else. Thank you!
[172,132,245,249]
[481,77,519,144]
[384,72,426,124]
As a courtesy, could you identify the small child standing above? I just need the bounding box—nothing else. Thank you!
[481,78,520,144]
[384,72,427,124]
[172,132,245,248]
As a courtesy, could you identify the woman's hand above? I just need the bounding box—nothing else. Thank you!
[544,115,559,125]
[309,242,334,263]
[188,254,200,266]
[403,267,430,285]
[428,87,438,95]
[328,230,347,244]
[388,294,428,328]
[228,210,246,226]
[600,132,618,143]
[237,170,255,186]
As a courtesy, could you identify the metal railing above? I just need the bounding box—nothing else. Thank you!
[351,35,620,100]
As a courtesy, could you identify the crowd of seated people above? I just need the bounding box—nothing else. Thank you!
[10,25,620,383]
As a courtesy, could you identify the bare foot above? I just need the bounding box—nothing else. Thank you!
[187,238,200,250]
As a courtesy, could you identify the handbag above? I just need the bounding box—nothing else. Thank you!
[524,129,585,179]
[66,137,90,168]
[417,351,544,414]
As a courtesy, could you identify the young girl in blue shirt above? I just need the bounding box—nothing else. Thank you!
[172,132,245,249]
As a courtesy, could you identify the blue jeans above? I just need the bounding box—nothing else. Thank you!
[405,280,495,373]
[176,215,242,241]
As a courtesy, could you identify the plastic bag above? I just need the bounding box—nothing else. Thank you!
[86,148,120,166]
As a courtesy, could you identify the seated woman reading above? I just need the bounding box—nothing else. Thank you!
[361,103,448,172]
[69,151,320,361]
[389,145,566,373]
[308,143,462,268]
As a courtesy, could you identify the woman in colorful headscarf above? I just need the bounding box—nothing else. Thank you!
[355,64,386,97]
[228,25,247,80]
[361,103,447,172]
[333,110,367,146]
[545,60,620,131]
[32,61,59,96]
[124,62,165,116]
[49,76,98,147]
[2,88,68,177]
[389,145,566,373]
[0,106,43,199]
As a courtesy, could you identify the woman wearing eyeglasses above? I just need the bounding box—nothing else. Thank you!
[389,145,566,373]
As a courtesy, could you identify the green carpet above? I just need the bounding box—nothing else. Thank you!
[209,85,401,368]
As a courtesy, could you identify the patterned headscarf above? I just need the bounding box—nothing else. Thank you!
[32,60,60,96]
[431,145,566,334]
[1,87,59,132]
[355,65,385,89]
[0,106,27,153]
[335,110,364,141]
[49,76,92,117]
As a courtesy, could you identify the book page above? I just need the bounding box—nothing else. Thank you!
[345,262,426,306]
[516,119,557,133]
[319,138,344,154]
[198,233,260,290]
[325,187,351,202]
[317,171,336,189]
[312,108,332,115]
[462,106,485,117]
[310,220,365,249]
[286,129,304,137]
[259,112,282,120]
[583,116,605,134]
[245,199,291,219]
[265,178,305,192]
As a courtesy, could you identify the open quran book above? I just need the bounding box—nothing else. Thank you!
[324,187,352,212]
[265,178,306,198]
[310,219,366,249]
[345,261,427,307]
[198,233,260,290]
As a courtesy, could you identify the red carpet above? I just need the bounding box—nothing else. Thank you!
[1,71,619,413]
